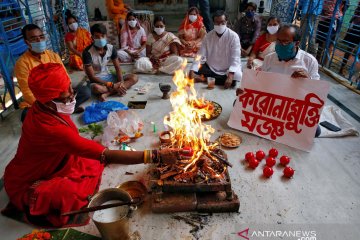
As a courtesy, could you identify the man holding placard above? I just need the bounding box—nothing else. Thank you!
[232,24,326,149]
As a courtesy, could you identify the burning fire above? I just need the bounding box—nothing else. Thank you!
[163,60,225,176]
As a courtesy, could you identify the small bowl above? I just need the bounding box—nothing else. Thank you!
[159,130,172,143]
[117,181,147,203]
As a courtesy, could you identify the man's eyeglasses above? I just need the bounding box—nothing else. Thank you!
[28,34,46,42]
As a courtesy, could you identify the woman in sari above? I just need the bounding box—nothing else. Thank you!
[118,12,147,63]
[178,7,206,57]
[247,17,280,69]
[135,16,183,75]
[65,14,92,70]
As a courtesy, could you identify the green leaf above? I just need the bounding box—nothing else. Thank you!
[47,228,101,240]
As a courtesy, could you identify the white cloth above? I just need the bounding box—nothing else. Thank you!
[262,49,320,80]
[134,57,153,73]
[118,49,146,62]
[319,106,359,138]
[190,28,242,81]
[258,42,276,60]
[134,55,183,74]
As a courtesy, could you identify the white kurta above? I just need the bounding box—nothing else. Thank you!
[190,28,242,81]
[262,49,320,80]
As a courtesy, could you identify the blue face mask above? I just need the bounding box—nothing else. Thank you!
[246,11,254,18]
[94,38,107,48]
[30,41,47,53]
[275,42,297,61]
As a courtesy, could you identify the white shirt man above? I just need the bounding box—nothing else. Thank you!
[189,10,242,89]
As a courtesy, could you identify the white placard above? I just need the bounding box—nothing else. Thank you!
[228,69,330,151]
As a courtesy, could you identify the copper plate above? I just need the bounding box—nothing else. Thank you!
[117,181,147,203]
[201,101,222,121]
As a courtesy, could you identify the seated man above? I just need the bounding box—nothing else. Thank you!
[82,23,138,101]
[261,24,320,80]
[235,2,261,57]
[189,10,242,89]
[4,63,180,227]
[237,24,321,136]
[15,24,90,121]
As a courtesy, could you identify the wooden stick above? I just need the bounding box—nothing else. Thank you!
[209,151,233,168]
[61,198,140,216]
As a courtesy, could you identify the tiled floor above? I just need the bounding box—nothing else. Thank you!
[0,65,359,239]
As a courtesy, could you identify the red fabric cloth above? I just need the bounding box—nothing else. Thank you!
[4,102,105,227]
[65,32,76,42]
[252,34,271,61]
[28,63,70,103]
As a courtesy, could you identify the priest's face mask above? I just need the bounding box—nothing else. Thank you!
[51,86,77,114]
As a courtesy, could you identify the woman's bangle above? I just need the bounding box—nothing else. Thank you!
[100,148,108,165]
[144,149,152,164]
[144,149,160,164]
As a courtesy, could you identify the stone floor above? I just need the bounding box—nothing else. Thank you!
[0,64,360,239]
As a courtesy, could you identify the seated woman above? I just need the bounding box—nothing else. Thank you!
[64,14,92,70]
[135,16,183,75]
[178,7,206,57]
[4,63,179,227]
[118,12,147,63]
[247,17,280,69]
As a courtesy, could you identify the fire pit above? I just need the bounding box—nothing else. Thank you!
[150,62,240,213]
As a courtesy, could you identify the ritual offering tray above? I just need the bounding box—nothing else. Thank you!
[191,99,222,121]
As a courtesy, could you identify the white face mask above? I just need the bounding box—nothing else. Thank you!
[214,24,227,34]
[52,99,76,114]
[154,27,165,35]
[267,25,279,35]
[69,22,78,31]
[189,15,197,23]
[128,20,137,28]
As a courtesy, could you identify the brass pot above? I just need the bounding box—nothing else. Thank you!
[88,188,132,240]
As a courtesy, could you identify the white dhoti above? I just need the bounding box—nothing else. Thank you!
[118,49,146,63]
[134,55,183,74]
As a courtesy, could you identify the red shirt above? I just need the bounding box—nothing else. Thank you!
[4,102,105,226]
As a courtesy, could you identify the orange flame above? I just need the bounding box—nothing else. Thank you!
[163,59,218,172]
